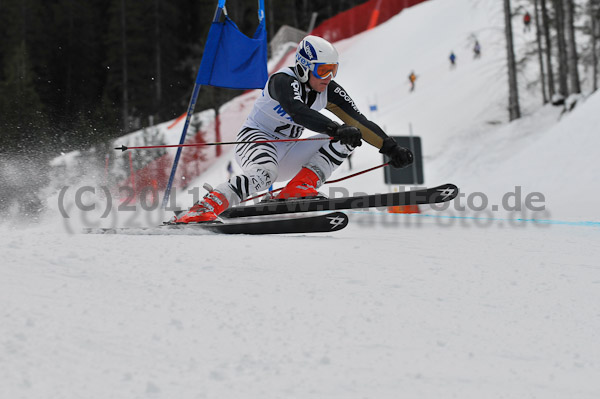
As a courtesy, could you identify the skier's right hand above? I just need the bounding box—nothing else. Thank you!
[331,124,362,147]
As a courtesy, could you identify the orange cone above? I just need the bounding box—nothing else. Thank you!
[388,204,420,214]
[387,187,420,214]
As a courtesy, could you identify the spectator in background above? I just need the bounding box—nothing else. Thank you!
[523,11,532,32]
[449,51,456,68]
[473,40,481,59]
[408,71,417,92]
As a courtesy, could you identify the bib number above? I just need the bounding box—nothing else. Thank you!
[274,124,304,138]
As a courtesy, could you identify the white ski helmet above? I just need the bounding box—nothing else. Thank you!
[294,35,339,83]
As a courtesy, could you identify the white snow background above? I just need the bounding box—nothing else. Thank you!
[2,0,600,398]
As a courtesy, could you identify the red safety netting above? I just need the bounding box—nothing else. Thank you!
[311,0,427,43]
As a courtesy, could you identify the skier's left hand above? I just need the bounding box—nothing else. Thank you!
[379,137,414,168]
[331,124,363,147]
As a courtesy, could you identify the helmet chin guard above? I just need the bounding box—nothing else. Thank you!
[294,35,339,83]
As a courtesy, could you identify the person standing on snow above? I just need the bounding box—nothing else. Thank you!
[473,40,481,59]
[175,35,414,223]
[408,71,417,92]
[449,51,457,68]
[523,11,532,32]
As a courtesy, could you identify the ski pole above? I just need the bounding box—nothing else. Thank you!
[242,163,390,203]
[325,162,389,184]
[115,136,332,152]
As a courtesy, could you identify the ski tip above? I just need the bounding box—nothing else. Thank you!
[115,145,128,152]
[324,211,349,231]
[435,184,459,201]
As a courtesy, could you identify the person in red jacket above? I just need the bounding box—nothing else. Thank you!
[523,11,532,32]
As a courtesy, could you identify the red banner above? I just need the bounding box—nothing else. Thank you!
[311,0,427,43]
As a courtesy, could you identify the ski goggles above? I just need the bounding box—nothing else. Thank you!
[311,62,339,79]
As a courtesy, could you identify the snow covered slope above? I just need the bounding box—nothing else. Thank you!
[2,220,600,399]
[2,0,600,398]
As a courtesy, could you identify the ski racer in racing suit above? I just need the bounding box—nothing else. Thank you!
[175,35,414,223]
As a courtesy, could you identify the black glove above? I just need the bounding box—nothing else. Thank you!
[331,124,362,147]
[379,137,414,168]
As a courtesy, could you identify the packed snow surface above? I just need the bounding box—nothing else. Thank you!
[2,220,600,399]
[2,0,600,398]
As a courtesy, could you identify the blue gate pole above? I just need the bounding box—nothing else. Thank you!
[162,3,225,209]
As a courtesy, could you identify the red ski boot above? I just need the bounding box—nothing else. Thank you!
[276,167,321,200]
[176,191,229,223]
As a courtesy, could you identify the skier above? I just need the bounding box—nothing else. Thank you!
[449,51,456,68]
[408,71,417,92]
[473,40,481,59]
[523,11,532,32]
[174,35,414,223]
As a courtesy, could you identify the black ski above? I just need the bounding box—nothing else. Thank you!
[220,183,459,218]
[83,211,348,235]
